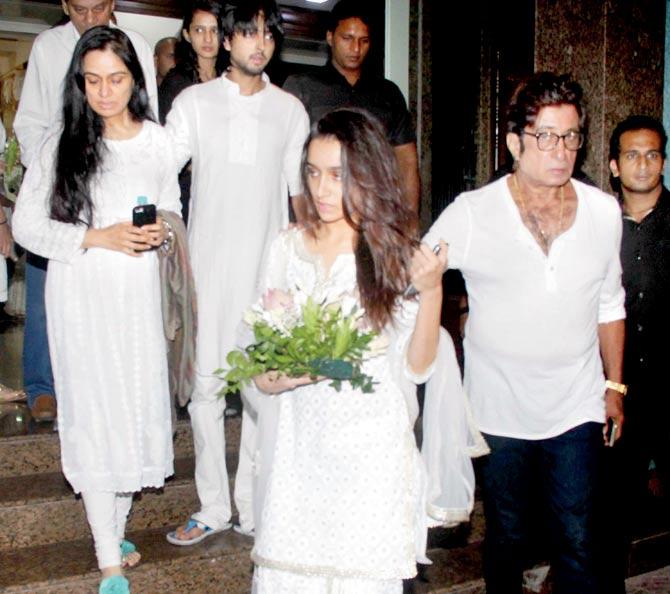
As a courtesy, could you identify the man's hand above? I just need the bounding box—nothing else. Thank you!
[603,389,624,445]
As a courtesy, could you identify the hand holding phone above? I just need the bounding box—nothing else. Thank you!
[605,418,619,447]
[404,244,443,298]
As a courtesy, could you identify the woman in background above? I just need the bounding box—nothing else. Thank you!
[158,0,226,224]
[13,26,180,594]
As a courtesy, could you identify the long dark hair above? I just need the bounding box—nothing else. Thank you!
[175,0,227,83]
[301,109,419,331]
[51,26,152,225]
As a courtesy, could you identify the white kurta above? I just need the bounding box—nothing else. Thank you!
[14,21,158,168]
[13,122,180,493]
[251,230,433,590]
[166,74,309,392]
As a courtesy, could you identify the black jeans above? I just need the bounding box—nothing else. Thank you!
[480,422,601,594]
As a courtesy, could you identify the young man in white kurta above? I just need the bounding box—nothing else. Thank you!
[165,4,309,539]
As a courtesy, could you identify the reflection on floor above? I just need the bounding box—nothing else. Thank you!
[0,320,58,435]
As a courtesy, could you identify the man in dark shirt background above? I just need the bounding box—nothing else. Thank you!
[283,0,420,214]
[600,115,670,594]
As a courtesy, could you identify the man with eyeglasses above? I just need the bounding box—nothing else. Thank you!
[424,72,625,594]
[598,115,670,594]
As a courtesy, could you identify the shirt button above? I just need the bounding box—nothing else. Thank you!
[638,291,644,299]
[640,357,645,363]
[636,255,642,261]
[637,324,643,332]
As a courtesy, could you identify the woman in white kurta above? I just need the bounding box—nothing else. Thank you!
[249,109,448,594]
[13,27,179,594]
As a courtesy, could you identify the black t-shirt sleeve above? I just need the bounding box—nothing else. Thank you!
[384,80,415,146]
[158,71,193,125]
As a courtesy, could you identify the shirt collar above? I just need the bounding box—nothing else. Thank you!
[325,60,368,88]
[221,71,270,96]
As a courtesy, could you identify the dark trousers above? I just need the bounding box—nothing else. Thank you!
[23,255,55,406]
[480,422,601,594]
[598,386,670,594]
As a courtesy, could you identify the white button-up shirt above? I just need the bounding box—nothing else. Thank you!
[424,176,625,439]
[15,21,158,168]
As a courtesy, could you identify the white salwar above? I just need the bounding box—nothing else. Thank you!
[14,21,157,168]
[250,229,487,592]
[166,74,309,530]
[13,122,180,494]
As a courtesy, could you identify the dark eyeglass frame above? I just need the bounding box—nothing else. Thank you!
[521,130,584,151]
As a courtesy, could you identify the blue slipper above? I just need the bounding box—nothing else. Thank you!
[165,518,229,546]
[99,575,129,594]
[120,539,140,568]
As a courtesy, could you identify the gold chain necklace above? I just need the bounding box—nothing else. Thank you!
[512,174,565,252]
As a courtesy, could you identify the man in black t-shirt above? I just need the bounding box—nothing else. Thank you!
[599,115,670,594]
[283,0,420,214]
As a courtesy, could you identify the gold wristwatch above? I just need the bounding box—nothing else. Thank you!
[605,380,628,396]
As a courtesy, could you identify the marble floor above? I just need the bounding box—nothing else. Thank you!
[1,317,669,593]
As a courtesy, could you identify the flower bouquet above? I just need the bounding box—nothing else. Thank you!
[217,288,386,395]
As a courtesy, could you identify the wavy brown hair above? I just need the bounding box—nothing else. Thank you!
[301,108,419,331]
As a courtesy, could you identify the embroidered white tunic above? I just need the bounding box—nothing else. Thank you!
[251,229,433,583]
[424,175,626,440]
[13,122,180,493]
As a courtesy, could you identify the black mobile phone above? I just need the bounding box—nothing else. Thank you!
[132,203,156,227]
[605,418,618,447]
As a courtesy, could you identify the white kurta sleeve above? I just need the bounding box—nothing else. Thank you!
[131,33,159,120]
[14,40,51,168]
[389,299,436,385]
[12,134,87,263]
[422,193,472,270]
[155,133,182,215]
[282,102,309,197]
[165,95,193,171]
[598,208,626,323]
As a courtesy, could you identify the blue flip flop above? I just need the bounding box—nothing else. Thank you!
[99,575,129,594]
[166,518,229,546]
[120,539,140,568]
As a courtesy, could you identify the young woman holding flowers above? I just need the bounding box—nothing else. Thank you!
[250,108,448,593]
[13,26,180,594]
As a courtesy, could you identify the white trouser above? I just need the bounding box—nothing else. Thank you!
[235,383,280,535]
[189,373,255,530]
[0,255,6,303]
[0,207,10,302]
[81,491,133,570]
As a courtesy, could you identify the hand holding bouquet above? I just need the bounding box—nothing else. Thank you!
[217,288,387,395]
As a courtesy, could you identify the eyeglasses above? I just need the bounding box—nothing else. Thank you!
[522,130,584,151]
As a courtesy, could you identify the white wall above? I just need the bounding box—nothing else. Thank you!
[384,0,409,103]
[115,12,181,51]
